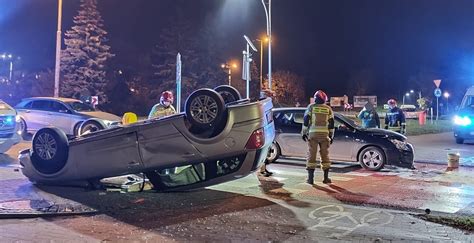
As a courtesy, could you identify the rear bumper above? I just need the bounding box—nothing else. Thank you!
[0,133,21,153]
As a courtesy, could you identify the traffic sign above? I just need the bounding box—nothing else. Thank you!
[433,79,441,88]
[434,88,442,97]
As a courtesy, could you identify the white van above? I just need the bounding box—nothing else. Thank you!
[460,86,474,109]
[0,100,21,153]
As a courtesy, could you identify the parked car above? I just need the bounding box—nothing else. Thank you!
[400,105,418,119]
[0,100,21,153]
[266,107,414,171]
[453,86,474,144]
[19,86,275,191]
[15,97,121,138]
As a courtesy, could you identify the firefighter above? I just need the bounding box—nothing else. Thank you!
[384,99,406,134]
[148,91,176,119]
[301,90,335,184]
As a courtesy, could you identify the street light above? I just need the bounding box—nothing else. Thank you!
[255,36,268,88]
[54,0,63,98]
[410,90,414,93]
[261,0,272,90]
[444,92,450,113]
[402,92,410,106]
[221,62,237,86]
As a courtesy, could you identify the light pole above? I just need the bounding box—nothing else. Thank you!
[54,0,63,98]
[256,37,268,89]
[261,0,272,90]
[221,63,237,86]
[402,92,410,106]
[444,92,450,113]
[1,54,13,80]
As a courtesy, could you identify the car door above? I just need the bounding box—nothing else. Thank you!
[275,110,307,157]
[49,101,76,135]
[28,100,53,131]
[329,117,356,161]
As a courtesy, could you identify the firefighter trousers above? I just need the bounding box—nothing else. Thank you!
[306,133,331,171]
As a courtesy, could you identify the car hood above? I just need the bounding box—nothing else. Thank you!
[361,128,406,140]
[78,111,121,121]
[0,109,16,116]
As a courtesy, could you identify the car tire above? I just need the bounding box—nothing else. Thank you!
[185,88,226,130]
[266,142,281,163]
[19,118,29,140]
[78,120,106,136]
[31,127,69,174]
[359,146,386,171]
[214,85,241,104]
[455,138,464,144]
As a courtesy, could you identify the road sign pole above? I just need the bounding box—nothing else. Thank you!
[436,97,439,121]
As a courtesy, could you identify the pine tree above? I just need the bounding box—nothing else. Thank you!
[61,0,114,102]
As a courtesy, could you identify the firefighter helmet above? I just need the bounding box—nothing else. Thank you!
[313,90,328,104]
[387,99,397,106]
[160,91,174,104]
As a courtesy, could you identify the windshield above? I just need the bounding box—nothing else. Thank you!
[66,101,95,112]
[0,101,13,111]
[337,114,361,129]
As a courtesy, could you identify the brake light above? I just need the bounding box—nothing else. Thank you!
[245,128,265,149]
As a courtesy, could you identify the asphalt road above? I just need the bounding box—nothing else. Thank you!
[0,141,472,242]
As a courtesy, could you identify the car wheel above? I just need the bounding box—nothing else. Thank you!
[214,85,241,104]
[78,120,105,136]
[455,138,464,144]
[19,118,29,140]
[185,88,226,130]
[359,146,385,171]
[31,127,69,174]
[266,142,281,163]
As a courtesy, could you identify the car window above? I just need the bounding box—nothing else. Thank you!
[15,100,32,109]
[66,101,95,112]
[50,101,69,112]
[31,100,52,111]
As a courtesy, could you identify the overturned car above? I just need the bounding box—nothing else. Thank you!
[19,86,275,191]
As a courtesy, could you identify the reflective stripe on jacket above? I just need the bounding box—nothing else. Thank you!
[148,104,176,119]
[302,103,335,135]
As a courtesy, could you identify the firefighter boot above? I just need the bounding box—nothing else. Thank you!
[306,169,315,185]
[323,169,332,184]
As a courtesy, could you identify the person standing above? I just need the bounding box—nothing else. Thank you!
[357,101,380,128]
[384,99,406,134]
[148,91,176,119]
[301,90,335,184]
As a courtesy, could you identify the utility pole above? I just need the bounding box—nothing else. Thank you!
[54,0,63,97]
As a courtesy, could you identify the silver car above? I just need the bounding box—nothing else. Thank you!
[19,86,275,191]
[15,97,121,137]
[0,100,21,153]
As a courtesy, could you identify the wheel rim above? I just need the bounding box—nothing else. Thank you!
[362,149,383,169]
[34,133,57,160]
[190,95,219,124]
[267,143,278,161]
[20,120,26,133]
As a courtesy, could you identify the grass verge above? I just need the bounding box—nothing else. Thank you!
[416,214,474,232]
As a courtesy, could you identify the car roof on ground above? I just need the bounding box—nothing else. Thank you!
[22,97,81,103]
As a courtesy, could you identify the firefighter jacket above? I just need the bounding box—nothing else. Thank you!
[148,103,176,119]
[301,103,335,137]
[384,106,406,131]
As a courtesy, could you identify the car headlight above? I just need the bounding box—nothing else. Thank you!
[454,115,471,126]
[390,139,410,151]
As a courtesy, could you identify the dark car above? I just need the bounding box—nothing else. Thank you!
[266,108,414,170]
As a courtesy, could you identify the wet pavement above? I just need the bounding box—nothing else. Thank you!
[409,132,474,166]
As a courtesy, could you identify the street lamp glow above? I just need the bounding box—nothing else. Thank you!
[410,90,414,93]
[444,92,450,98]
[232,63,237,68]
[405,93,410,96]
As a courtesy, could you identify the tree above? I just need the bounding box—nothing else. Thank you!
[61,0,114,102]
[264,70,306,106]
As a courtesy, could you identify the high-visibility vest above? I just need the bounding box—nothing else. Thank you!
[304,104,334,134]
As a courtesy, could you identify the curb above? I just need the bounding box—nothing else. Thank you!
[414,160,474,168]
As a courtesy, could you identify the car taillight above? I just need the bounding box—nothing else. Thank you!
[245,128,265,149]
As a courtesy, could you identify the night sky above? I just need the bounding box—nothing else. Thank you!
[2,0,474,101]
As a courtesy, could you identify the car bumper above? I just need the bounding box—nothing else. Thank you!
[385,143,414,168]
[454,126,474,140]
